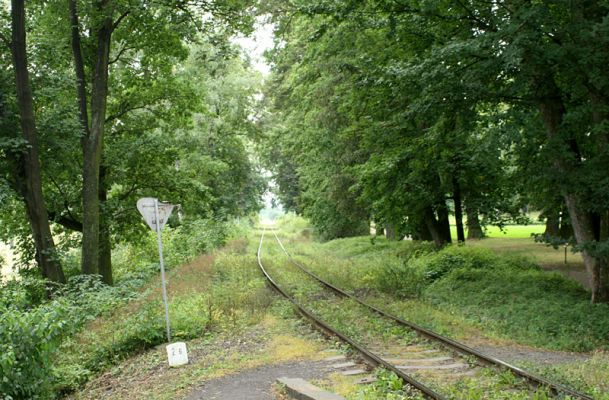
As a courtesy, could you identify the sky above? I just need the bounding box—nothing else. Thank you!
[232,19,275,76]
[233,19,282,212]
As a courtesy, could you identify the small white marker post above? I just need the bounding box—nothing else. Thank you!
[137,197,188,367]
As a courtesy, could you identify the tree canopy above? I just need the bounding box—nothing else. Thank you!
[258,0,609,303]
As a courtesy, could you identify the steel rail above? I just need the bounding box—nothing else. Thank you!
[257,229,448,400]
[271,230,593,400]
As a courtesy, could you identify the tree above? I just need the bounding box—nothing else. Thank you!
[3,0,65,284]
[262,0,609,302]
[65,0,254,281]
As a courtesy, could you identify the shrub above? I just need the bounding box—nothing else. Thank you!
[0,299,69,399]
[374,259,427,298]
[422,250,609,351]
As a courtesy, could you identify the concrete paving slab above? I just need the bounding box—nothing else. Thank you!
[340,369,367,376]
[277,378,345,400]
[397,362,468,371]
[330,361,357,369]
[323,355,347,362]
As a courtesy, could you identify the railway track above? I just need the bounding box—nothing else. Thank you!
[256,228,594,400]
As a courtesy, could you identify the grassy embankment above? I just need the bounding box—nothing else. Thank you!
[61,221,433,400]
[60,233,336,400]
[263,232,557,399]
[57,216,609,399]
[273,214,609,398]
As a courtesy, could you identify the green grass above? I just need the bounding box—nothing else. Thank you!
[270,216,609,397]
[451,224,546,239]
[59,218,609,399]
[260,233,552,399]
[64,234,333,400]
[301,237,607,351]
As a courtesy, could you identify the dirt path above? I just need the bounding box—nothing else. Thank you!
[183,360,333,400]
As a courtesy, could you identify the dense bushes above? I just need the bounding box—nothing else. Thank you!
[0,217,243,399]
[0,295,68,399]
[373,245,609,351]
[0,275,129,400]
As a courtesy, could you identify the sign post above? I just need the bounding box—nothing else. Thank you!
[137,197,188,366]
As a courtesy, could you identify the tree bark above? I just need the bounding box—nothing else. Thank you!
[437,203,452,244]
[411,217,434,241]
[384,224,397,240]
[423,206,447,248]
[539,84,609,302]
[452,177,465,242]
[68,0,89,136]
[466,207,483,239]
[10,0,65,284]
[544,209,560,237]
[98,165,113,285]
[559,209,573,240]
[79,8,113,276]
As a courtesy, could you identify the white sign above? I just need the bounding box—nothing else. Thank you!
[136,197,177,356]
[167,342,189,367]
[137,197,174,231]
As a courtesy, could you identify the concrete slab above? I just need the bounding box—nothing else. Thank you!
[340,369,367,376]
[277,377,345,400]
[185,361,332,400]
[323,355,347,362]
[396,357,455,365]
[330,361,357,369]
[397,362,468,371]
[387,356,453,365]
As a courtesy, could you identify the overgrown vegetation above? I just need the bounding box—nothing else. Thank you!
[0,219,246,399]
[271,216,609,396]
[260,0,609,303]
[262,226,580,398]
[297,235,609,352]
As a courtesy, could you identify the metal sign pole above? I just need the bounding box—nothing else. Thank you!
[154,198,172,343]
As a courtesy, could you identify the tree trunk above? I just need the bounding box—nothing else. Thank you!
[453,177,465,242]
[385,224,397,240]
[80,12,113,276]
[411,217,434,241]
[559,209,573,240]
[466,207,483,239]
[10,0,65,284]
[98,165,113,285]
[563,195,609,302]
[539,85,609,302]
[437,203,452,244]
[544,209,560,237]
[423,207,446,248]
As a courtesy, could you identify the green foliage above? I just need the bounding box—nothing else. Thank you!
[165,219,228,266]
[0,274,137,399]
[260,0,609,299]
[356,369,424,400]
[524,352,609,399]
[0,216,241,398]
[0,298,68,399]
[370,245,609,351]
[53,235,271,395]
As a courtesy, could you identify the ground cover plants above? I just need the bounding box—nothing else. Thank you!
[0,218,245,399]
[259,230,564,399]
[271,216,609,398]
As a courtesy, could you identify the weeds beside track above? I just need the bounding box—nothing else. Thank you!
[257,228,594,400]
